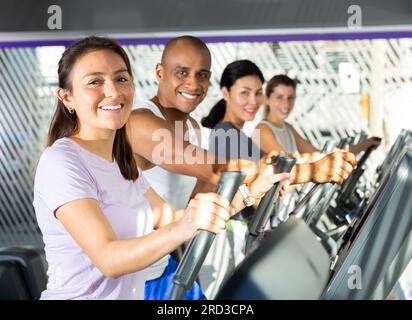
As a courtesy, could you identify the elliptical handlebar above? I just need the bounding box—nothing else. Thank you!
[248,156,297,236]
[337,137,381,207]
[244,156,296,253]
[169,170,246,300]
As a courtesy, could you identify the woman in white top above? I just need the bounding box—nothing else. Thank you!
[254,74,380,158]
[253,74,380,225]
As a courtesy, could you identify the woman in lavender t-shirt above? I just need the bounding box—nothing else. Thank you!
[33,36,235,300]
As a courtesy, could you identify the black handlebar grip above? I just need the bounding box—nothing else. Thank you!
[338,141,379,205]
[169,171,246,300]
[337,137,351,149]
[248,156,296,237]
[356,144,374,169]
[356,137,381,169]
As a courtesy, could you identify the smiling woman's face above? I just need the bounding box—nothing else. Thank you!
[267,84,296,122]
[64,49,134,136]
[223,75,264,123]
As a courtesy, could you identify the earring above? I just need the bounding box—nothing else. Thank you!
[68,108,75,114]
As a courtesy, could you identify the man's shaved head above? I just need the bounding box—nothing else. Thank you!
[155,35,212,114]
[161,35,211,64]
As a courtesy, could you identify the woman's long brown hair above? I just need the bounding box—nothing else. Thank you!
[47,36,138,181]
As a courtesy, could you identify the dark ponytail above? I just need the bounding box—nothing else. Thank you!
[201,99,226,128]
[201,59,264,129]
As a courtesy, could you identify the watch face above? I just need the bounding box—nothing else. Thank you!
[244,196,256,207]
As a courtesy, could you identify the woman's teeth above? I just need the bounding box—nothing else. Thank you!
[99,104,122,111]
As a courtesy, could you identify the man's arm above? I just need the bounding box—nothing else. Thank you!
[126,109,219,184]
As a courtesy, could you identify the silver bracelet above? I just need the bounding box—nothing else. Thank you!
[238,184,256,207]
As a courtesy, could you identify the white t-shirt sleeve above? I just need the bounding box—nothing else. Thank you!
[34,146,98,216]
[200,126,211,150]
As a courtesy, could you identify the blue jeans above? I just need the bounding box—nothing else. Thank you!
[144,257,205,300]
